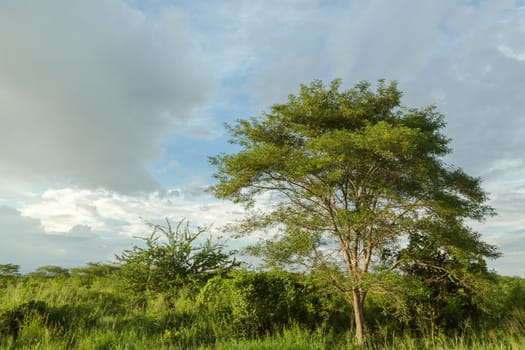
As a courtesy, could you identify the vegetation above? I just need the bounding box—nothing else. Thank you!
[0,79,523,349]
[210,79,499,344]
[0,261,523,349]
[0,219,523,349]
[116,219,238,294]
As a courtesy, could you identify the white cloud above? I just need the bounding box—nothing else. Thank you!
[20,186,244,238]
[0,185,246,271]
[0,206,121,272]
[0,1,213,193]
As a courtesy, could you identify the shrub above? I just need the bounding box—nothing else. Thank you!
[198,269,350,338]
[116,219,238,294]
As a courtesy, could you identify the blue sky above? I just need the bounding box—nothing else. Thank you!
[1,0,524,276]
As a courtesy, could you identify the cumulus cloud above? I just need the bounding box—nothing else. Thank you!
[0,206,121,272]
[0,1,213,193]
[0,185,245,271]
[20,187,244,237]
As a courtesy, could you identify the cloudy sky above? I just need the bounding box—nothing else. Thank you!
[0,0,524,275]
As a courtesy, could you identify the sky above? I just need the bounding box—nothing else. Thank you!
[0,0,524,276]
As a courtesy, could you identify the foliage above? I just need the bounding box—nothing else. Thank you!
[0,264,20,277]
[199,270,296,336]
[209,79,499,343]
[68,262,120,288]
[26,265,70,279]
[0,263,21,289]
[0,262,523,349]
[0,300,48,341]
[70,262,119,279]
[116,219,238,294]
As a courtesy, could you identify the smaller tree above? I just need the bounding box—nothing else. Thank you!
[26,265,70,279]
[116,219,238,294]
[0,264,20,277]
[70,262,120,286]
[0,264,21,288]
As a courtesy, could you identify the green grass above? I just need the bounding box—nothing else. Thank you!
[1,274,524,349]
[2,324,524,350]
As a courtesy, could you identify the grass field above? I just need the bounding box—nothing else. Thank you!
[0,267,523,349]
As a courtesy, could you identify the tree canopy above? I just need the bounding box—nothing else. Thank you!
[210,79,499,344]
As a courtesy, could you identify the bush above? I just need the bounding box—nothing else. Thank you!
[116,219,238,294]
[197,269,350,338]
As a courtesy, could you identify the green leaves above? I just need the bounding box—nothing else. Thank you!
[26,266,70,279]
[0,264,20,277]
[116,219,238,293]
[211,77,498,270]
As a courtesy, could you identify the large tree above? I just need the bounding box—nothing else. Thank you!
[209,79,499,344]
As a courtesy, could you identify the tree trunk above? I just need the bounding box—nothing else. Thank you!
[352,287,366,345]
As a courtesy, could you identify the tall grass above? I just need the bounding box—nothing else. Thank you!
[1,317,525,349]
[0,273,524,349]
